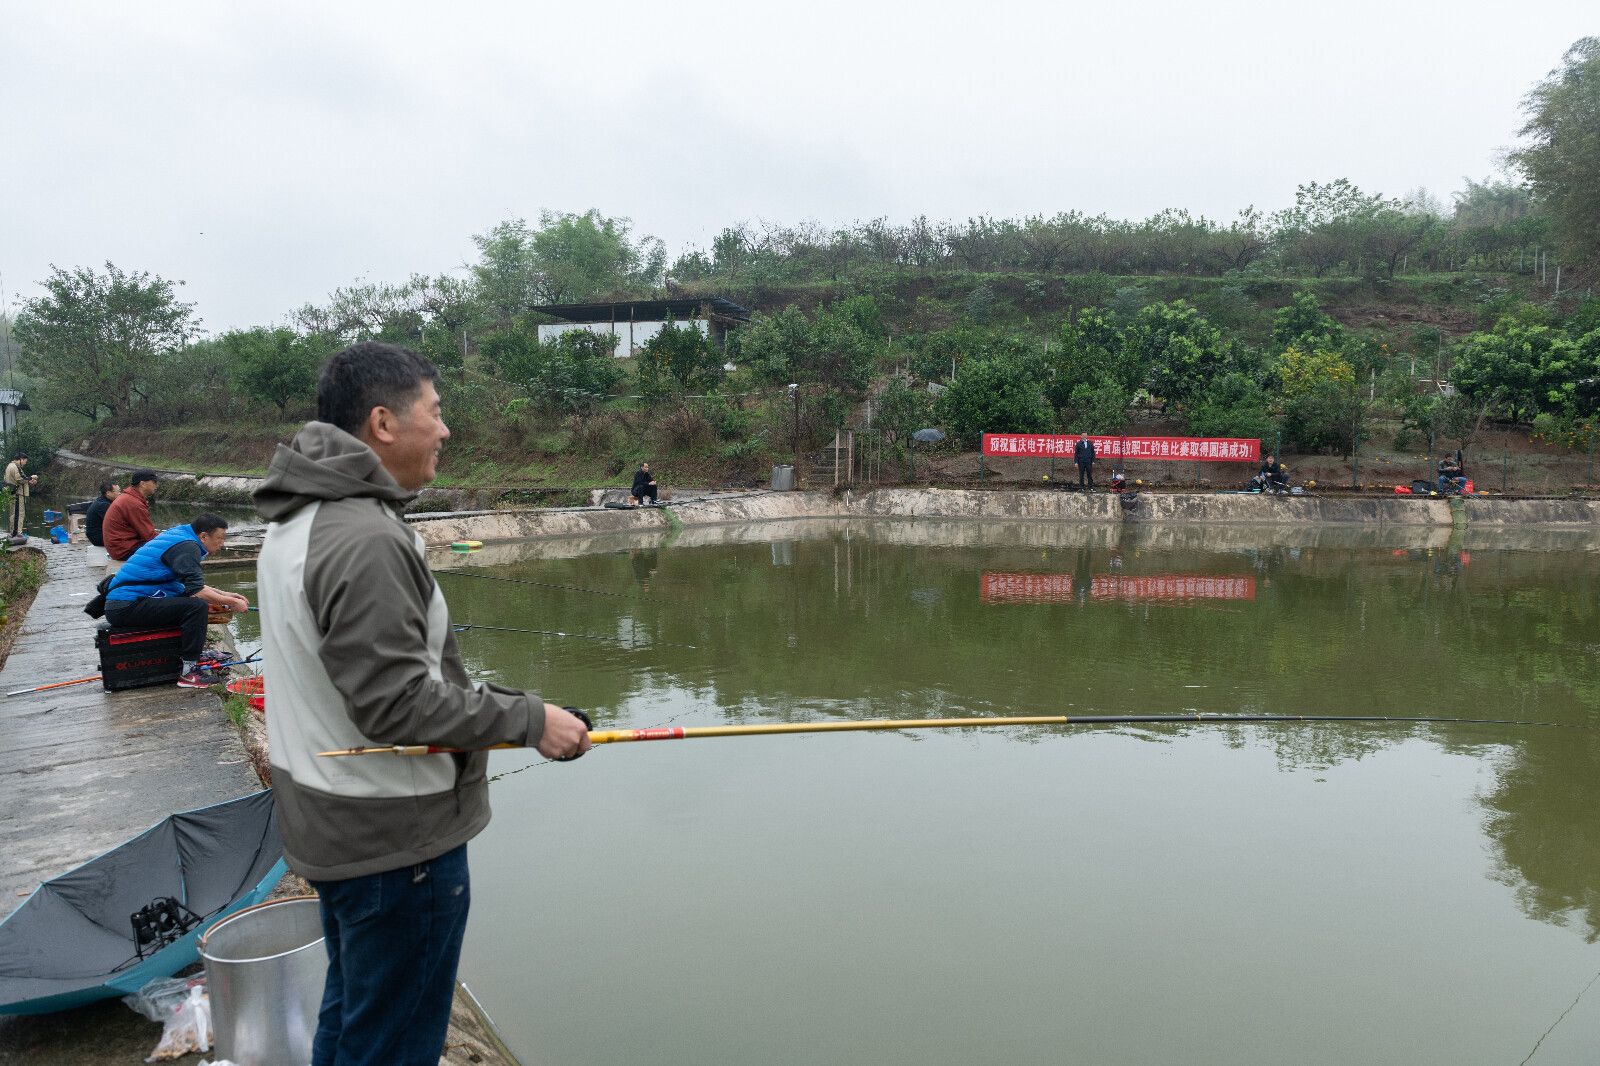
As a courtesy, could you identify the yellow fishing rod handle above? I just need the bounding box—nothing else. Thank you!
[586,716,1076,745]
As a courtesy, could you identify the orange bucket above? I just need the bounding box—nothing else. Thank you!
[225,674,266,713]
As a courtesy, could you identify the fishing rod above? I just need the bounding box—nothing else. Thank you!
[4,652,261,698]
[452,622,697,650]
[316,711,1560,758]
[435,569,632,599]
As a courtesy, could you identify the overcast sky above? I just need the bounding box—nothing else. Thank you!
[1,2,1592,331]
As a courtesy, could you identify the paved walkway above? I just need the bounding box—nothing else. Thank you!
[0,538,259,1062]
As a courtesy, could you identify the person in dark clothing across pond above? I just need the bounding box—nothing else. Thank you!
[631,461,658,506]
[1254,454,1288,492]
[1438,452,1467,494]
[104,513,250,688]
[1073,433,1095,491]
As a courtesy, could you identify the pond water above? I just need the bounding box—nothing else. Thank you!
[223,520,1600,1065]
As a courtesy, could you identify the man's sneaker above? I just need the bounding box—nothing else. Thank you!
[176,669,214,689]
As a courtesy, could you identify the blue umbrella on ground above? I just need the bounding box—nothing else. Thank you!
[908,428,945,479]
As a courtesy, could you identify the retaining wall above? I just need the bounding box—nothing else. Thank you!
[405,488,1579,548]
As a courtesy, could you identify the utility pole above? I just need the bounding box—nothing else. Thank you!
[789,383,802,487]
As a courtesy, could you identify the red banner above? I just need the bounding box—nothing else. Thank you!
[980,573,1075,602]
[1090,575,1256,602]
[980,572,1256,603]
[982,434,1260,462]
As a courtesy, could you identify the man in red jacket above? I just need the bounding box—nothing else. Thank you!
[102,470,159,573]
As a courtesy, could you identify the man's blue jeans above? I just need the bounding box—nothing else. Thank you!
[309,844,471,1066]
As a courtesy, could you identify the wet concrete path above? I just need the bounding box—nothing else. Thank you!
[0,539,259,1062]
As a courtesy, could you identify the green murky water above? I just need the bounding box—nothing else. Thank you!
[226,520,1600,1064]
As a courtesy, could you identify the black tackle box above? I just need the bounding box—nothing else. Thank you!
[96,625,184,691]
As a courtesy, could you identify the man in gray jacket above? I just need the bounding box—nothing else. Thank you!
[255,342,590,1066]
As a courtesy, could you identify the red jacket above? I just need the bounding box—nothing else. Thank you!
[102,491,157,561]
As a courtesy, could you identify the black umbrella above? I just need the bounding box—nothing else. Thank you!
[0,791,284,1015]
[911,428,946,443]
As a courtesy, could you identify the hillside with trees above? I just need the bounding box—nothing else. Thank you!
[4,38,1597,500]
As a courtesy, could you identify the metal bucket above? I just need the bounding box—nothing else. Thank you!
[771,464,795,491]
[199,895,327,1066]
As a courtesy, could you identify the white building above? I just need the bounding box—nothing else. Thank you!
[0,390,27,436]
[533,298,750,359]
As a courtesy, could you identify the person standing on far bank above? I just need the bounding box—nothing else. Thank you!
[254,342,590,1066]
[1073,432,1096,491]
[4,453,38,538]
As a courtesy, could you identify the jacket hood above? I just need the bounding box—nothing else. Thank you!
[254,422,413,521]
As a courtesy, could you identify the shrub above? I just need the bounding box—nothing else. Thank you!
[566,411,620,456]
[936,354,1051,447]
[655,405,716,453]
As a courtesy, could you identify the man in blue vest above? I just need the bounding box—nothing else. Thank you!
[105,513,250,687]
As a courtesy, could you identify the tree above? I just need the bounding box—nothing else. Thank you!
[531,210,665,303]
[470,220,546,320]
[1539,328,1600,418]
[1186,372,1275,440]
[637,319,724,396]
[1511,38,1600,267]
[479,321,623,413]
[1272,290,1345,353]
[216,327,322,413]
[1275,345,1355,401]
[871,376,935,469]
[469,210,667,317]
[936,354,1051,446]
[13,263,200,421]
[1451,316,1566,423]
[1270,180,1390,276]
[1281,378,1368,455]
[1057,381,1131,436]
[1128,300,1230,410]
[1052,309,1140,398]
[740,304,877,395]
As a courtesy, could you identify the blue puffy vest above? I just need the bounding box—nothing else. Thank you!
[107,524,208,602]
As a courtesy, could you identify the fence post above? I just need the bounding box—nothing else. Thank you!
[1502,449,1509,495]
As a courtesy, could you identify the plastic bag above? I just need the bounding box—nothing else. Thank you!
[124,979,213,1061]
[123,975,200,1023]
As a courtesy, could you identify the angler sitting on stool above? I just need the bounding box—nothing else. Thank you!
[103,513,250,688]
[631,461,658,506]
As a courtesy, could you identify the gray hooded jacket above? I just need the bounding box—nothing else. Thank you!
[255,422,545,881]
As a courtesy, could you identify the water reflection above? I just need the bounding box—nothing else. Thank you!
[417,522,1600,936]
[214,520,1600,1062]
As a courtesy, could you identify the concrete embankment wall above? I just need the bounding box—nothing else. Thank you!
[1461,497,1600,527]
[50,445,1600,546]
[406,488,1531,548]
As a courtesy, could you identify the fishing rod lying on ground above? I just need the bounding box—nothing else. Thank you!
[451,622,697,650]
[4,652,262,697]
[317,711,1562,758]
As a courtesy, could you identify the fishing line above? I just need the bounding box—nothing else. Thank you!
[451,622,698,650]
[435,569,633,599]
[1519,967,1600,1064]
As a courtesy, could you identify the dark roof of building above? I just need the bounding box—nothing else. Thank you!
[531,297,751,324]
